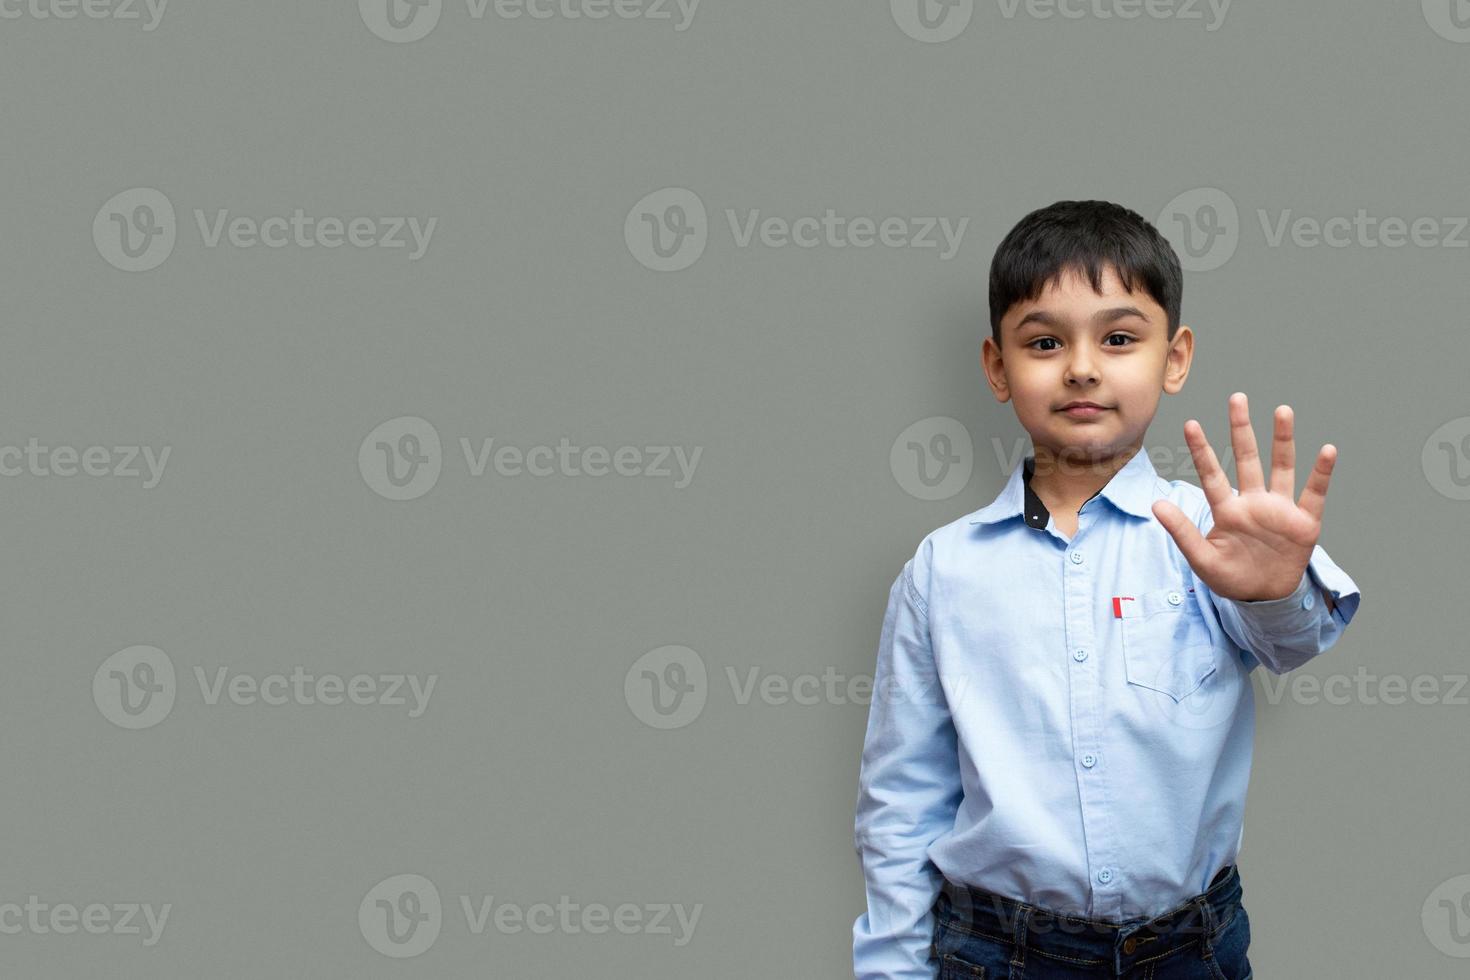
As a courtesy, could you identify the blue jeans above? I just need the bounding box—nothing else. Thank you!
[930,865,1252,979]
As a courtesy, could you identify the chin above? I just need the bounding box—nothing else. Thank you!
[1044,435,1128,465]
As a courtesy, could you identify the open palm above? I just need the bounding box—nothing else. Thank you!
[1151,392,1337,603]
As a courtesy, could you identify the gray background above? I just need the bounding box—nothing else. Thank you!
[0,0,1462,976]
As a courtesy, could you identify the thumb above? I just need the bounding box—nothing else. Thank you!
[1151,499,1212,573]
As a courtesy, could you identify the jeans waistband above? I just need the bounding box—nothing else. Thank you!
[936,865,1243,975]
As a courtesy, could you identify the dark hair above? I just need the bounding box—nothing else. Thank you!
[988,200,1182,347]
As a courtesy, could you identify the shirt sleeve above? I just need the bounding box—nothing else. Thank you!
[1195,499,1363,675]
[852,552,963,980]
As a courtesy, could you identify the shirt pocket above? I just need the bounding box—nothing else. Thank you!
[1118,585,1218,702]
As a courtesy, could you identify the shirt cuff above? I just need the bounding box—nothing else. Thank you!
[1231,547,1361,634]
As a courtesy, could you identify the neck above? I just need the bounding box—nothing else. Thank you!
[1028,443,1140,513]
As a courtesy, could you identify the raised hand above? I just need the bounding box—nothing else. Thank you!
[1151,392,1336,604]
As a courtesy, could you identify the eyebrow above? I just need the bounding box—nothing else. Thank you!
[1013,306,1151,332]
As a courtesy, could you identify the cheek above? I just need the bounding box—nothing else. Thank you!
[1110,367,1166,407]
[1005,371,1053,404]
[1010,391,1054,423]
[1111,388,1164,425]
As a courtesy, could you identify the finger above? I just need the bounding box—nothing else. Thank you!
[1269,405,1295,498]
[1152,499,1215,574]
[1230,391,1265,493]
[1298,443,1336,522]
[1185,418,1234,511]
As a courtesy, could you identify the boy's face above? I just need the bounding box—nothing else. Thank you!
[982,263,1193,469]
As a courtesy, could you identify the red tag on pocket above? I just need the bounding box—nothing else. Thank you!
[1112,589,1196,617]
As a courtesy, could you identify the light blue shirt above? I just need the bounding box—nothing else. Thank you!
[852,447,1362,980]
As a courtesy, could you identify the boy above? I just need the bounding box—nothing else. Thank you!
[852,200,1362,979]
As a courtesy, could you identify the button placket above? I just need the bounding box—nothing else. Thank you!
[1062,537,1121,917]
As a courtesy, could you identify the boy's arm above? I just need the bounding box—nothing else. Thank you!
[853,556,963,980]
[1197,502,1363,674]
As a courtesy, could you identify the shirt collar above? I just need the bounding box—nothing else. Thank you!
[969,447,1160,527]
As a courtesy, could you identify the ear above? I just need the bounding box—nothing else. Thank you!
[1163,324,1193,395]
[981,336,1011,403]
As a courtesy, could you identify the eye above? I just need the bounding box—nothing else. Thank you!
[1104,333,1135,347]
[1027,337,1060,352]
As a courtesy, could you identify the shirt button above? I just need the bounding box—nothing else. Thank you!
[1081,753,1096,768]
[1167,591,1183,605]
[1073,649,1088,662]
[1097,868,1113,884]
[1070,551,1084,564]
[1302,591,1315,610]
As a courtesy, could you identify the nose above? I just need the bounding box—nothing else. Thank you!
[1063,347,1099,386]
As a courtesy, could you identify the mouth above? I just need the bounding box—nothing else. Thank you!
[1057,402,1110,418]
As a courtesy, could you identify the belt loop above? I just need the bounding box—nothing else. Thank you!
[1196,895,1217,962]
[1009,902,1030,975]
